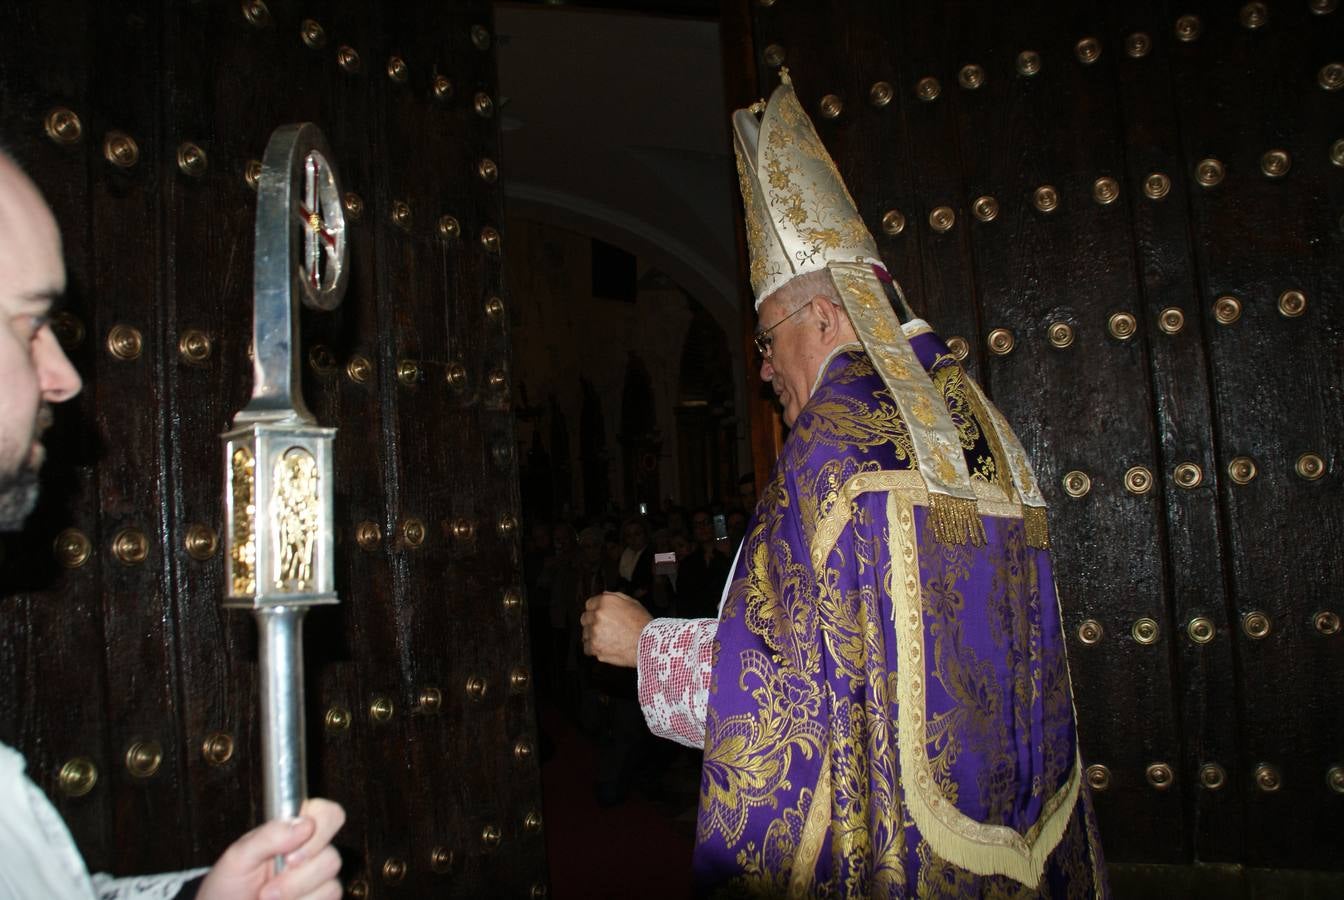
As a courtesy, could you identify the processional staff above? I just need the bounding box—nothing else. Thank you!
[221,123,349,867]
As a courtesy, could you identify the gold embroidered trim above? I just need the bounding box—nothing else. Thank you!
[810,471,912,570]
[809,341,865,397]
[789,747,832,897]
[964,380,1048,504]
[972,478,1012,508]
[901,320,933,340]
[809,471,1025,574]
[888,491,1080,888]
[961,369,1051,549]
[827,262,984,546]
[960,373,1011,493]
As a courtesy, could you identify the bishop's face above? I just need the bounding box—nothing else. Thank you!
[755,294,815,428]
[0,157,82,529]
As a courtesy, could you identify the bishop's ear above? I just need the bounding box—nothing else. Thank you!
[811,295,842,338]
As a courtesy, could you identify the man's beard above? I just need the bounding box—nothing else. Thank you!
[0,403,51,531]
[0,465,40,531]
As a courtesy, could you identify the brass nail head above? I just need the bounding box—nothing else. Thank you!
[355,521,381,551]
[986,327,1014,356]
[107,324,144,361]
[44,107,83,145]
[103,131,140,168]
[177,142,208,177]
[202,731,235,766]
[1085,764,1110,791]
[112,528,149,566]
[125,740,163,778]
[1132,617,1159,644]
[1228,455,1258,485]
[58,757,98,797]
[1187,617,1215,644]
[300,18,326,50]
[184,523,219,560]
[54,528,93,568]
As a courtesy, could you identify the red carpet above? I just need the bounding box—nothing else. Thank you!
[540,706,695,899]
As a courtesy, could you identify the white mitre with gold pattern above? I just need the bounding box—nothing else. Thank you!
[731,69,885,309]
[731,70,1051,551]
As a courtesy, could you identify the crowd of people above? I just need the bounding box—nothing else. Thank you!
[521,498,747,806]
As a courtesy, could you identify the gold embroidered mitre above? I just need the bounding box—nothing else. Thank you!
[732,70,883,309]
[731,72,1051,550]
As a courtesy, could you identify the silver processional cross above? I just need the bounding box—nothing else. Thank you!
[222,123,348,861]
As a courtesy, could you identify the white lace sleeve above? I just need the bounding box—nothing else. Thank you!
[91,869,209,900]
[636,616,718,748]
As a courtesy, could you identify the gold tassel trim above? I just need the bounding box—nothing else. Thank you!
[928,493,987,547]
[1023,505,1050,550]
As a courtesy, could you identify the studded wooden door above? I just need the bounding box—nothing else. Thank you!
[726,0,1343,879]
[0,2,545,897]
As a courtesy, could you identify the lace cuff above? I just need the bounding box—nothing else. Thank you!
[636,617,717,748]
[92,868,210,900]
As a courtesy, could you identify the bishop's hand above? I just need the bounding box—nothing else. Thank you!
[580,592,651,668]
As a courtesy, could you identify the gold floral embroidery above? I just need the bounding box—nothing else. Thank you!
[707,341,1092,897]
[734,147,769,294]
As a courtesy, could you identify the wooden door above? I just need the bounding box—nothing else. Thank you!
[724,0,1343,878]
[0,2,545,896]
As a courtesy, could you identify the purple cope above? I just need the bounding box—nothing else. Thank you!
[693,329,1108,897]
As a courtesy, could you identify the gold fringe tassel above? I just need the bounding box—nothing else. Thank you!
[928,494,987,547]
[1023,505,1050,550]
[904,765,1080,890]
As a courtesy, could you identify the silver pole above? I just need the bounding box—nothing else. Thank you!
[258,605,309,824]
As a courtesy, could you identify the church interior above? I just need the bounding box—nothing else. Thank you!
[0,0,1340,897]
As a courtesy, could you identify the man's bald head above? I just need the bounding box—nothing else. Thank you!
[0,152,65,297]
[0,148,81,528]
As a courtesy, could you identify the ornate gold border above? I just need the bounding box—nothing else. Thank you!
[790,753,832,896]
[887,489,1080,887]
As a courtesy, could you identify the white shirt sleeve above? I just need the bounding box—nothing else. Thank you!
[0,741,207,900]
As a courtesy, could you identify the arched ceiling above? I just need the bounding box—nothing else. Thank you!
[494,2,740,335]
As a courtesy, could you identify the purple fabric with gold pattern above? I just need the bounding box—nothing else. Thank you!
[693,331,1107,897]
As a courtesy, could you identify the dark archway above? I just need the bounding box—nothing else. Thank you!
[675,303,739,508]
[619,354,661,512]
[579,378,610,517]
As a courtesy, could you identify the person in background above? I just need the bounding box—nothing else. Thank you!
[724,508,748,550]
[614,515,652,603]
[674,508,730,620]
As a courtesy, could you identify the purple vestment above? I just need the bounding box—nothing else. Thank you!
[694,330,1107,898]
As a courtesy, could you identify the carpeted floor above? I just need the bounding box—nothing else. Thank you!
[539,704,699,899]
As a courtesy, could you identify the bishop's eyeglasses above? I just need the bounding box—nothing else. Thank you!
[753,303,809,359]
